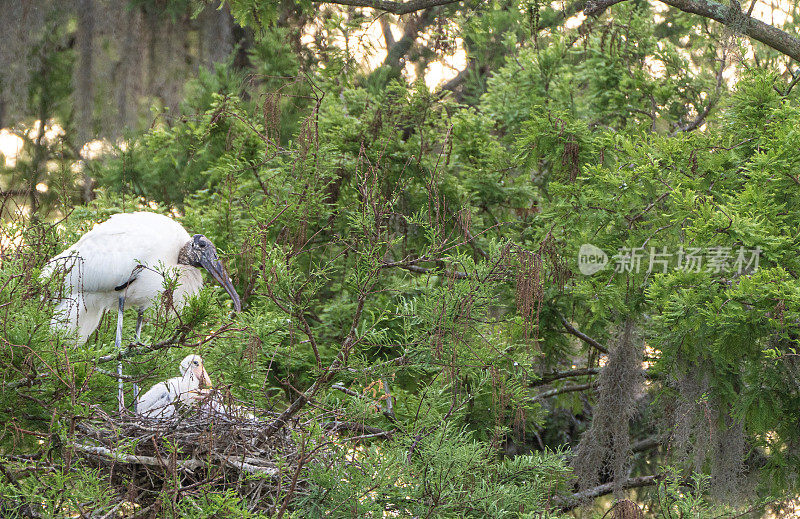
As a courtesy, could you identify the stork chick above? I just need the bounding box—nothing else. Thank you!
[136,354,213,419]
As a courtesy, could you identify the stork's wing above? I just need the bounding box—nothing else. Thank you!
[42,212,191,293]
[43,235,149,293]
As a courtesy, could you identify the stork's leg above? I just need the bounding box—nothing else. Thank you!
[132,308,144,413]
[135,307,144,343]
[115,295,125,413]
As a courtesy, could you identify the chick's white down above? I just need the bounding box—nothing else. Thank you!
[136,354,212,419]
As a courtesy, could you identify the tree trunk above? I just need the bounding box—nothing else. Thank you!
[75,0,95,202]
[0,93,5,129]
[200,4,234,67]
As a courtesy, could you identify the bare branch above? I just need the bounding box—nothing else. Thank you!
[313,0,461,15]
[322,421,394,438]
[379,16,396,48]
[296,311,323,369]
[438,0,584,98]
[462,226,489,260]
[586,0,800,62]
[400,264,469,279]
[438,59,478,95]
[584,0,626,15]
[0,189,34,198]
[381,258,470,279]
[382,8,438,70]
[532,381,598,401]
[72,443,279,476]
[558,313,609,354]
[782,68,800,96]
[667,0,800,61]
[673,51,727,135]
[675,102,715,134]
[331,383,360,397]
[559,474,661,510]
[631,436,662,453]
[265,286,371,436]
[531,367,600,387]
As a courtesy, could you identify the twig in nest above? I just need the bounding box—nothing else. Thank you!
[73,443,279,476]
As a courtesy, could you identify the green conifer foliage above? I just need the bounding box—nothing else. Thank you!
[3,0,800,516]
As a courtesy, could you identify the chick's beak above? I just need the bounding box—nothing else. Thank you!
[199,254,242,312]
[194,364,213,389]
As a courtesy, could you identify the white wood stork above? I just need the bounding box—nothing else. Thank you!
[42,212,241,411]
[135,354,213,419]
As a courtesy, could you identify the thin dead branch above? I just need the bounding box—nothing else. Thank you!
[559,475,661,511]
[313,0,461,15]
[532,381,599,401]
[586,0,800,62]
[558,313,609,354]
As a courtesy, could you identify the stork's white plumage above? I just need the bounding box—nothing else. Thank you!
[42,212,241,411]
[136,354,213,419]
[43,212,240,343]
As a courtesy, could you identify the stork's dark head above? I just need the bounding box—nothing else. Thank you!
[179,234,242,312]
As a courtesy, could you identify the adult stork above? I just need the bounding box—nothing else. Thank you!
[42,211,241,411]
[136,354,213,419]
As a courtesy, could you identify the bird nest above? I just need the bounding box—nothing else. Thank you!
[72,392,306,514]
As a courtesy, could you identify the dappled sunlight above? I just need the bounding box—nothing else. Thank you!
[1,125,127,204]
[1,125,126,167]
[765,499,800,518]
[645,53,667,79]
[0,226,24,253]
[80,138,126,160]
[305,7,466,90]
[423,37,467,90]
[750,0,794,25]
[0,129,23,167]
[564,12,586,29]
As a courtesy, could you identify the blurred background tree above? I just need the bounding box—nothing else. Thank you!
[2,0,800,517]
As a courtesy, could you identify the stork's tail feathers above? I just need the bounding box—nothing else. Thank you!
[50,293,105,345]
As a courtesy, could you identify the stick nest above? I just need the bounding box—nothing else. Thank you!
[72,392,310,514]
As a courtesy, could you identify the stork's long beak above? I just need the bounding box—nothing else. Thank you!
[200,256,242,312]
[200,365,213,389]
